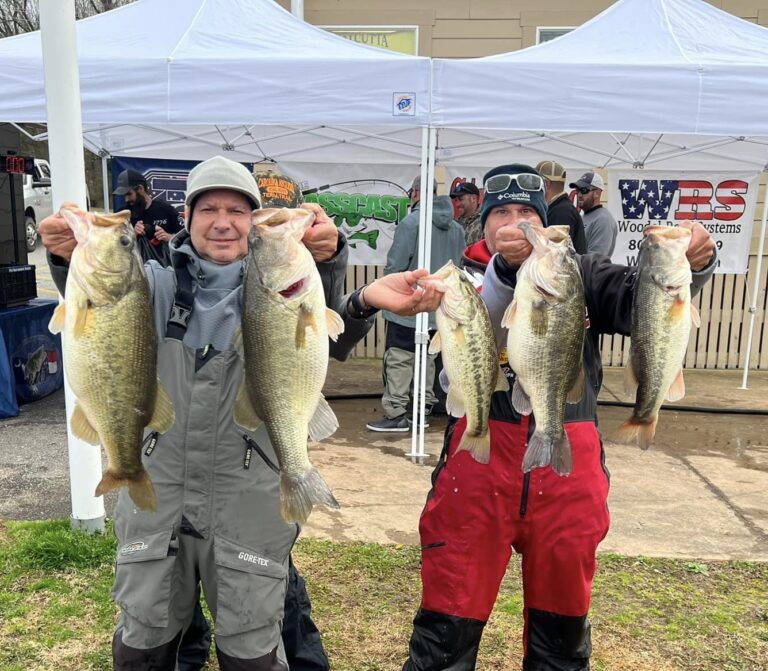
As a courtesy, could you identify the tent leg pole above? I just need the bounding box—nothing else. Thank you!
[101,154,110,213]
[417,127,438,460]
[740,171,768,389]
[409,127,431,461]
[40,0,105,534]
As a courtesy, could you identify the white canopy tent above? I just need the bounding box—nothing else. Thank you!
[0,0,431,164]
[411,0,768,434]
[433,0,768,147]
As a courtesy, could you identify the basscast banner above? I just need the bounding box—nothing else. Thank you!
[281,162,415,266]
[608,171,759,274]
[111,156,255,215]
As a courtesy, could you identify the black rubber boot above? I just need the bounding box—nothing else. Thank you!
[216,645,287,670]
[402,608,485,671]
[112,629,182,671]
[523,609,592,671]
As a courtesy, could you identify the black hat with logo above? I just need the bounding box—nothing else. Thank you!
[480,163,548,228]
[112,169,147,195]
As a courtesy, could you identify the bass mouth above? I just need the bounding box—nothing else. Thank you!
[279,277,308,299]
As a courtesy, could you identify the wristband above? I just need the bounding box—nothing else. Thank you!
[349,285,379,319]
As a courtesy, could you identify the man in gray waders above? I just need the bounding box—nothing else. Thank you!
[41,156,441,670]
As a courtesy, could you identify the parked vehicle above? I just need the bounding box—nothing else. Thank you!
[23,159,53,252]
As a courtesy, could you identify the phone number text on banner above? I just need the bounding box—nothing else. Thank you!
[608,171,759,274]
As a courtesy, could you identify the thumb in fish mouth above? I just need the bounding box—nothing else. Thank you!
[517,221,549,252]
[418,277,450,293]
[59,206,91,245]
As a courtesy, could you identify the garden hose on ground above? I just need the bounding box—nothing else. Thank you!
[325,388,768,417]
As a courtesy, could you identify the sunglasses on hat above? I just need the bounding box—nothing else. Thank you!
[484,173,544,194]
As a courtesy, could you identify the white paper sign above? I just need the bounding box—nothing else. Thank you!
[608,171,759,274]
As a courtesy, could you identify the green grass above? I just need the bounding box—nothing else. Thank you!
[1,520,766,670]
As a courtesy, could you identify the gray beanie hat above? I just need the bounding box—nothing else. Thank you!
[185,156,262,230]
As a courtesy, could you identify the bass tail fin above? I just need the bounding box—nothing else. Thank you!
[522,430,572,476]
[616,415,658,451]
[457,429,491,464]
[95,469,157,512]
[551,432,573,476]
[522,430,555,473]
[280,467,339,524]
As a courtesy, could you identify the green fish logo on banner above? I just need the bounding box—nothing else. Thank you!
[304,192,409,249]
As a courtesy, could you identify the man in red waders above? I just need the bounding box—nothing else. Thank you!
[402,163,717,671]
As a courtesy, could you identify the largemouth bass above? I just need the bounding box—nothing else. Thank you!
[48,207,174,511]
[235,207,343,523]
[426,260,507,463]
[618,225,699,449]
[502,223,585,475]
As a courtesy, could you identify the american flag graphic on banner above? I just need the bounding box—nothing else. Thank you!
[608,171,759,274]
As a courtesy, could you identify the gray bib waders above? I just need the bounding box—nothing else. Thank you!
[112,269,298,670]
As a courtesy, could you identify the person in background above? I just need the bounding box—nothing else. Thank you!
[570,170,618,256]
[366,175,465,432]
[113,169,183,266]
[449,180,483,246]
[535,159,587,254]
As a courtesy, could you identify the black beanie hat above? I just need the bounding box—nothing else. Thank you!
[480,163,548,228]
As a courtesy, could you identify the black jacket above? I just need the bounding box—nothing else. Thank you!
[486,251,716,425]
[547,193,587,254]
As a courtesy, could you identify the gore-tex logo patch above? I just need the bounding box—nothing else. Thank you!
[120,541,148,556]
[238,551,270,567]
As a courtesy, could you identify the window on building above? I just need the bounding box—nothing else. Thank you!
[536,27,575,44]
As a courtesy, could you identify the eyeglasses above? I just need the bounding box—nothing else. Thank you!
[576,187,594,195]
[484,173,544,194]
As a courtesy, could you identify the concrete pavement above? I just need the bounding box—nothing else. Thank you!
[1,356,766,560]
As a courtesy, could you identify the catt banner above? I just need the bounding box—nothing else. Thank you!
[281,162,414,266]
[608,171,759,274]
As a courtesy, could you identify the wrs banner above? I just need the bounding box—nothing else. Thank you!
[608,171,759,274]
[281,162,414,266]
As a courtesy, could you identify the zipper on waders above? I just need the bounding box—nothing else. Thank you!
[241,434,280,474]
[143,431,160,456]
[519,472,531,518]
[243,440,252,469]
[519,415,532,518]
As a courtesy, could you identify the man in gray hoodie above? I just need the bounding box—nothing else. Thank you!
[367,175,465,432]
[40,157,443,671]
